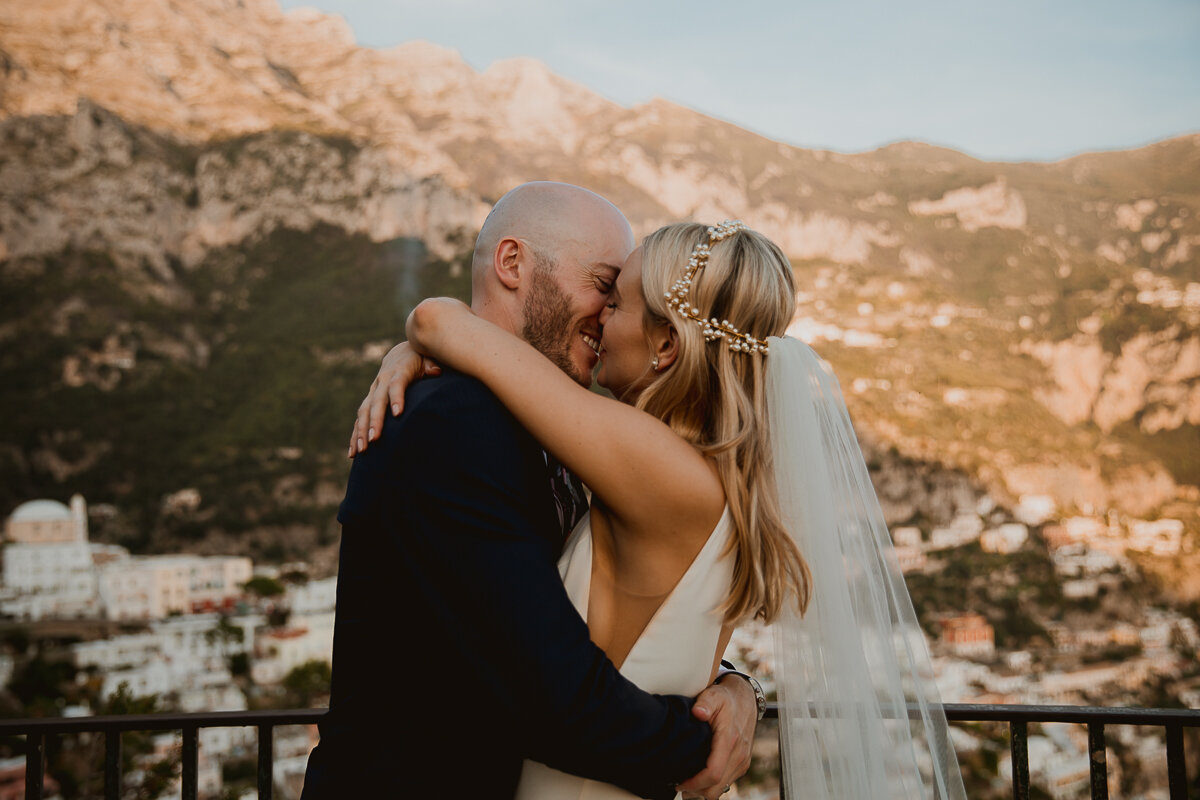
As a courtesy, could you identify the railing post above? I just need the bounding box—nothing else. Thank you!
[1087,722,1108,800]
[258,724,274,800]
[1165,723,1186,800]
[181,725,198,800]
[104,730,121,800]
[24,734,44,800]
[1010,720,1030,800]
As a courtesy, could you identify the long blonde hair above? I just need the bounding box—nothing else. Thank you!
[636,223,811,624]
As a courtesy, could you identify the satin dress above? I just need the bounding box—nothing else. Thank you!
[515,508,734,800]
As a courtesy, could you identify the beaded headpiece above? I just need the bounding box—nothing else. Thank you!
[665,220,770,355]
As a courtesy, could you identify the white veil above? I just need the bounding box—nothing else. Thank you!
[765,336,966,800]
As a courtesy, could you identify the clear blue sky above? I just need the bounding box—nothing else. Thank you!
[279,0,1200,162]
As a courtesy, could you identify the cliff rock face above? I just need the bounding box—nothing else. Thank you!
[1023,331,1200,434]
[0,102,486,272]
[1,0,1197,542]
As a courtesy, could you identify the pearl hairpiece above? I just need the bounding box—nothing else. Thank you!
[665,220,770,356]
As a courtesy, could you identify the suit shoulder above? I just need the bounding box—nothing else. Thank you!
[402,371,517,429]
[378,370,530,453]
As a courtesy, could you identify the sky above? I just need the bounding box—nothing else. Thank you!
[277,0,1200,162]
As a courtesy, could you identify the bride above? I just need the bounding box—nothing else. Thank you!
[354,220,966,800]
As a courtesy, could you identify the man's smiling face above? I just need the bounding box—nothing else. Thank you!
[521,220,629,387]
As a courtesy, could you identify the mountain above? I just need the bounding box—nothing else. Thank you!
[1,0,1197,585]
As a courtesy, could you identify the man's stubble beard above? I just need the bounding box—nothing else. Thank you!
[522,260,590,388]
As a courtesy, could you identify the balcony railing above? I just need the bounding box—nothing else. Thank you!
[0,704,1196,800]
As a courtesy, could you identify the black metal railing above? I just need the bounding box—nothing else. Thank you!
[938,703,1200,800]
[0,708,323,800]
[0,704,1196,799]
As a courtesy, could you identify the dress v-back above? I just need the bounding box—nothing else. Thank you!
[515,508,735,800]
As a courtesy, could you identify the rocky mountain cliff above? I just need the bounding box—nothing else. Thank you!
[1,0,1197,571]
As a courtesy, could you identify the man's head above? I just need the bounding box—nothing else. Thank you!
[471,182,635,386]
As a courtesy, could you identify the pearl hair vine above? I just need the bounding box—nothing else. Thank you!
[665,220,770,355]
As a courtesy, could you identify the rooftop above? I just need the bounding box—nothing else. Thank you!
[8,499,72,523]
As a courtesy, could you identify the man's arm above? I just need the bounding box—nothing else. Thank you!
[372,376,711,798]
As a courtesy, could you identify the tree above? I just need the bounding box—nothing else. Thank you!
[8,656,76,713]
[243,576,285,598]
[281,660,331,707]
[95,684,180,800]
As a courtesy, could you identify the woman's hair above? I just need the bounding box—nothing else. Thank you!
[636,222,811,624]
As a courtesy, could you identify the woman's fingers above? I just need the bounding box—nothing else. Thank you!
[348,390,374,458]
[347,344,439,458]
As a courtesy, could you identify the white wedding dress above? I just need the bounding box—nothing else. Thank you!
[515,508,735,800]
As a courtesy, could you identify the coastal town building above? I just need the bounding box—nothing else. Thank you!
[1128,518,1184,556]
[5,496,87,543]
[939,613,995,658]
[930,513,984,550]
[97,554,252,620]
[3,486,1192,799]
[980,523,1028,554]
[893,545,927,573]
[1,496,250,621]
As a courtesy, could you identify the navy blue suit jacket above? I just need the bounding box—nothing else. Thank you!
[302,371,711,799]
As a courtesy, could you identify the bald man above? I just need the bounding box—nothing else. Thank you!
[303,184,756,800]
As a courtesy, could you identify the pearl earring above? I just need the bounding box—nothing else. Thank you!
[651,356,660,371]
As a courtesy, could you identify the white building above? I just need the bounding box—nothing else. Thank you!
[287,577,337,615]
[0,496,118,619]
[1,542,99,619]
[3,495,253,622]
[981,523,1028,554]
[73,613,258,701]
[891,526,923,548]
[930,513,984,550]
[1051,544,1119,578]
[1128,518,1184,556]
[1063,516,1105,541]
[5,496,87,543]
[1061,578,1100,599]
[893,545,927,573]
[251,611,335,685]
[1014,495,1056,526]
[98,555,252,620]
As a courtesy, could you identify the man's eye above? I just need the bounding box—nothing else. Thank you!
[597,280,614,293]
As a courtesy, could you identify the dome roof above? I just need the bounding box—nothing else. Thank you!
[8,499,72,523]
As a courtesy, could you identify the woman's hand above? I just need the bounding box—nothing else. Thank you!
[347,341,441,458]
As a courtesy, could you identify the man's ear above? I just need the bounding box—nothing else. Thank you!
[654,325,680,371]
[494,237,523,290]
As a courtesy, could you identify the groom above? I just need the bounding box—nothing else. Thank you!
[302,183,757,799]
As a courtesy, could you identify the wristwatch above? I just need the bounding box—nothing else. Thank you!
[717,661,767,720]
[743,673,767,721]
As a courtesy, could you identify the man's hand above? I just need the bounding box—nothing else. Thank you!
[347,342,440,457]
[676,674,757,799]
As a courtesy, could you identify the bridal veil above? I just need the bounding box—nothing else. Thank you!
[765,336,967,799]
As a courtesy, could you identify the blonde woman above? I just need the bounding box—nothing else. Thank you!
[356,221,965,800]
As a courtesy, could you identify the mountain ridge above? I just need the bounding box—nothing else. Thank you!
[1,0,1197,586]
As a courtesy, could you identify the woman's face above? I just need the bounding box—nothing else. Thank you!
[596,246,661,402]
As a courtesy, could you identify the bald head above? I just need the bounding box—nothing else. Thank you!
[471,182,633,297]
[468,182,634,383]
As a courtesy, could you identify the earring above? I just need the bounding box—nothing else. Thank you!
[651,356,660,371]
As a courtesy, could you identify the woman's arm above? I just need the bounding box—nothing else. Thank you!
[406,298,723,532]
